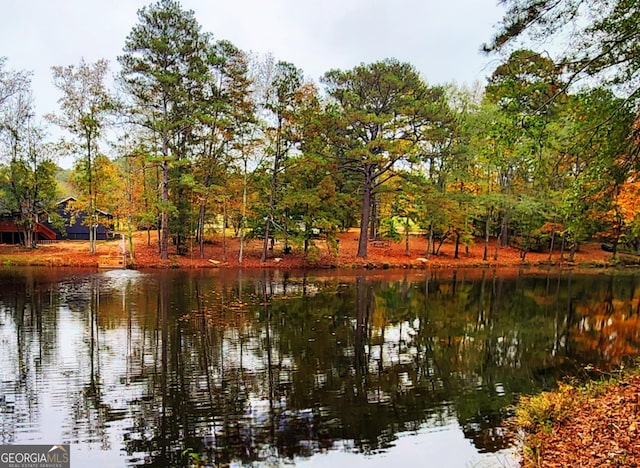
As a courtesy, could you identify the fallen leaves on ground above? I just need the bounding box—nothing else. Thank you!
[0,230,612,270]
[520,374,640,468]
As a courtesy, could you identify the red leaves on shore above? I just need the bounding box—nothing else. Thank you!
[0,230,614,270]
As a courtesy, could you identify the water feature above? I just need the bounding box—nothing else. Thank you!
[0,267,639,467]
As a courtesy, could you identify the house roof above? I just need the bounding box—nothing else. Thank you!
[57,196,76,205]
[57,196,112,217]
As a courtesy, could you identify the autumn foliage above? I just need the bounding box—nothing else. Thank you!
[517,372,640,467]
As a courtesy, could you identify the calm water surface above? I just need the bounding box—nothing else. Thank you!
[1,267,639,467]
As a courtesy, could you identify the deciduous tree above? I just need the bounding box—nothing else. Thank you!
[48,58,115,254]
[485,0,640,162]
[0,64,58,247]
[0,121,58,248]
[193,40,255,259]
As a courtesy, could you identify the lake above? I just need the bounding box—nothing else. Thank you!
[1,267,639,467]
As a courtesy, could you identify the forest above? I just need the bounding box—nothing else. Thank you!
[0,0,639,264]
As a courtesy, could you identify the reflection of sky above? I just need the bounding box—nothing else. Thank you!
[294,423,518,467]
[99,269,145,296]
[2,301,151,466]
[0,308,20,444]
[368,322,418,366]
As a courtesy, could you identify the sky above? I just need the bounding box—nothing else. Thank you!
[2,0,506,120]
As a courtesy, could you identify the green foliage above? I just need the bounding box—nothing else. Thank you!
[486,0,640,106]
[257,60,306,261]
[48,58,116,254]
[485,0,640,203]
[323,59,453,257]
[119,0,211,258]
[379,218,401,242]
[2,1,640,262]
[558,89,636,245]
[486,49,563,114]
[0,66,59,247]
[181,448,202,468]
[511,195,546,245]
[0,150,59,235]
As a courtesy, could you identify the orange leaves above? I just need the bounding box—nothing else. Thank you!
[518,375,640,468]
[614,180,640,226]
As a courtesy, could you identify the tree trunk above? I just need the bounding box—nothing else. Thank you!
[568,242,577,262]
[404,218,410,257]
[125,160,135,264]
[494,222,503,261]
[89,217,96,255]
[426,221,434,259]
[454,231,460,259]
[160,157,169,260]
[369,193,378,241]
[159,98,170,261]
[262,219,272,263]
[262,118,283,263]
[434,229,450,255]
[520,234,529,260]
[357,167,373,258]
[126,215,134,265]
[548,225,556,263]
[87,133,96,256]
[483,208,491,261]
[222,197,227,262]
[198,202,206,259]
[23,227,34,249]
[239,157,248,265]
[501,209,509,247]
[612,216,622,258]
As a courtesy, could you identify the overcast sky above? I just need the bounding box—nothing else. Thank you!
[2,0,506,119]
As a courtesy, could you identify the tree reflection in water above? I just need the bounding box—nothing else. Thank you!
[0,268,639,466]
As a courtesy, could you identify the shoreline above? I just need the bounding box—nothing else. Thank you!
[0,231,628,271]
[0,250,620,271]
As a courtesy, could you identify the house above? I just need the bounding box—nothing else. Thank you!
[44,197,114,241]
[0,197,114,244]
[0,198,57,244]
[0,217,57,244]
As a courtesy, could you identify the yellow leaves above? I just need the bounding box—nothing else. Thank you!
[446,180,481,195]
[371,307,388,330]
[516,382,578,431]
[613,181,640,225]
